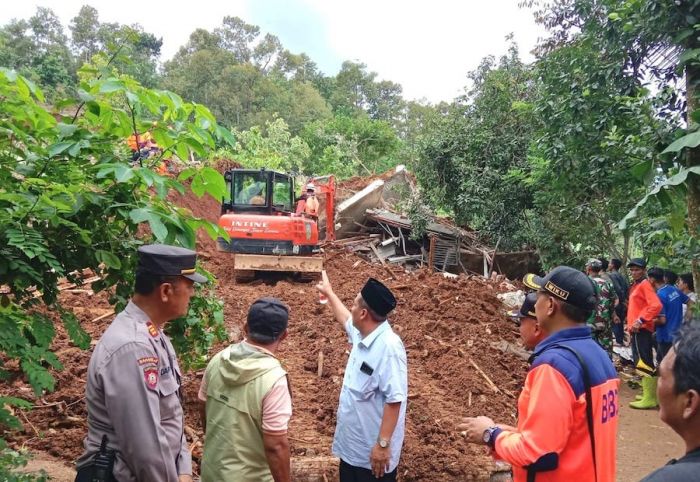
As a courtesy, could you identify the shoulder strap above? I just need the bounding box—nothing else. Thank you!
[547,344,598,482]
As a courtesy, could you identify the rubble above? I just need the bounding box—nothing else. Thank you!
[1,168,535,481]
[332,166,540,279]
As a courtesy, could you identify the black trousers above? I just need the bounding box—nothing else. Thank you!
[632,329,655,372]
[340,459,397,482]
[613,303,626,344]
[657,341,672,365]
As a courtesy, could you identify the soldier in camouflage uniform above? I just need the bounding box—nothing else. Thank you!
[586,258,617,356]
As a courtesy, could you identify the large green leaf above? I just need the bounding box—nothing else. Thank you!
[99,79,126,93]
[630,159,653,180]
[96,250,122,269]
[48,141,74,157]
[147,212,169,241]
[662,131,700,154]
[619,166,700,230]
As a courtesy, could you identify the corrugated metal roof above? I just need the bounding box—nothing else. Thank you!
[366,208,465,239]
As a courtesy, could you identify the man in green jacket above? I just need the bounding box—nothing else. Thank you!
[200,298,292,482]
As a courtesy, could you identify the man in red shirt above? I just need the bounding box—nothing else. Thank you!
[460,266,619,482]
[626,258,663,409]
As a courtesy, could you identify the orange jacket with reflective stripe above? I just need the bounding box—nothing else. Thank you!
[626,278,662,332]
[494,327,619,482]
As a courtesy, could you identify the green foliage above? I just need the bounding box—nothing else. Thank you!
[166,273,227,370]
[301,114,401,177]
[0,399,47,480]
[404,195,432,241]
[414,44,537,250]
[162,16,332,133]
[218,118,312,172]
[0,446,47,482]
[0,8,74,98]
[527,36,671,266]
[330,61,405,123]
[0,6,164,97]
[0,67,233,437]
[536,0,700,281]
[662,130,700,154]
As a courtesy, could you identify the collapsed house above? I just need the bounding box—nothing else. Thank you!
[329,166,540,280]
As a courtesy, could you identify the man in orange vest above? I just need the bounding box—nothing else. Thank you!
[626,258,663,409]
[295,184,320,218]
[303,184,319,218]
[460,266,619,482]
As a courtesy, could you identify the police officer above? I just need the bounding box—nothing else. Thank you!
[75,244,207,482]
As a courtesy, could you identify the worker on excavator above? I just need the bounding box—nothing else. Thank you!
[296,183,319,219]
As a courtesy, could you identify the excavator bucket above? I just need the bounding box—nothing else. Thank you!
[233,254,323,273]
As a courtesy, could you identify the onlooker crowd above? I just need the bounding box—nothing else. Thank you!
[74,243,698,482]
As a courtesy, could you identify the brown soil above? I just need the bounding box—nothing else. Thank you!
[3,180,528,481]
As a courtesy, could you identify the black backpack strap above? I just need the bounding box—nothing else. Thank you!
[546,344,597,482]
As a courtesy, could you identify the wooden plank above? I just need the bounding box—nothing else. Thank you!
[369,242,387,266]
[387,255,422,263]
[291,456,339,482]
[468,357,500,394]
[428,235,436,272]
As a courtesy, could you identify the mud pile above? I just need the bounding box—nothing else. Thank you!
[3,183,527,481]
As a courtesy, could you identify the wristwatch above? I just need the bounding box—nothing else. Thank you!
[377,437,390,449]
[482,426,501,448]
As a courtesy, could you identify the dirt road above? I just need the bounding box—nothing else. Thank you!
[616,382,685,482]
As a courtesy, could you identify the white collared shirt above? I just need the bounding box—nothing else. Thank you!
[332,318,408,471]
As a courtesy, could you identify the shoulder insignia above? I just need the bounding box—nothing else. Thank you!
[147,322,159,338]
[144,367,158,390]
[138,356,159,366]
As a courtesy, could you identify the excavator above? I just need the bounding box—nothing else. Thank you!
[217,168,335,280]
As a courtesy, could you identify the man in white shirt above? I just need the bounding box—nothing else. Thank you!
[316,272,407,481]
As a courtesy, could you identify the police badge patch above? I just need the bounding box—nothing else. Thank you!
[143,367,158,389]
[138,356,159,366]
[146,322,159,338]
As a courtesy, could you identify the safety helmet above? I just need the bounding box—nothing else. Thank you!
[305,183,316,192]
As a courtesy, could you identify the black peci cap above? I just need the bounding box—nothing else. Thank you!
[524,266,597,312]
[361,278,396,317]
[247,297,289,342]
[137,244,207,283]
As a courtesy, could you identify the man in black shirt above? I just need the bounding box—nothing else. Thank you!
[608,258,629,345]
[640,321,700,481]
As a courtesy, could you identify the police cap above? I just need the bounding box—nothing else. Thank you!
[137,244,207,283]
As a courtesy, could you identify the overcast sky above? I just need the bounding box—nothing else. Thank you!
[0,0,545,103]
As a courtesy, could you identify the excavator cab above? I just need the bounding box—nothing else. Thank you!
[218,169,325,279]
[222,169,294,214]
